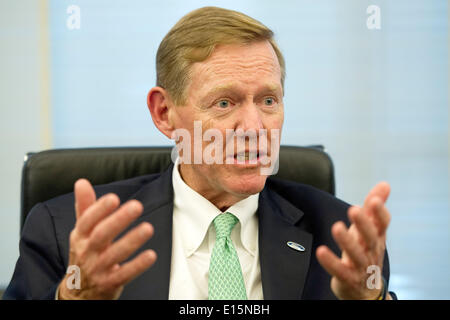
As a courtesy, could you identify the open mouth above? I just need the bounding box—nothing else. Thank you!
[230,150,268,165]
[234,151,259,162]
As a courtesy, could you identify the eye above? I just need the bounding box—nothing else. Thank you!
[264,97,275,106]
[216,100,230,108]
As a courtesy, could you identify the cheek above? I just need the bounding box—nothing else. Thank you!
[272,116,284,129]
[263,113,283,148]
[175,108,195,128]
[274,106,285,126]
[264,112,284,133]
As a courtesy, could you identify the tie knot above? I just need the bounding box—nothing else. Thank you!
[213,212,238,239]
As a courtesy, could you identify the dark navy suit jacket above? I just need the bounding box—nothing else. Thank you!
[4,164,392,300]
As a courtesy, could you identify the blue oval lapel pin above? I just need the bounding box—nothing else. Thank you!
[287,241,305,252]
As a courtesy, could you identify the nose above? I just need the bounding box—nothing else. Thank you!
[235,101,264,132]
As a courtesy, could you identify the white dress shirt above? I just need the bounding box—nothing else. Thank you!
[168,158,263,299]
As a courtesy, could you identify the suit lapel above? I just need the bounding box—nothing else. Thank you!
[119,165,174,300]
[258,186,313,300]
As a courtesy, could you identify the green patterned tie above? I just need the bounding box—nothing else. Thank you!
[208,212,247,300]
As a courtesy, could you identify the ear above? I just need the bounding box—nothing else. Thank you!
[147,87,175,139]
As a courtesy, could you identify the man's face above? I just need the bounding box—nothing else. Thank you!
[170,40,284,204]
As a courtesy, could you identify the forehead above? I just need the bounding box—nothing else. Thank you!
[188,41,282,93]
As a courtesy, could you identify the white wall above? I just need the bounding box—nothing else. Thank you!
[0,0,51,288]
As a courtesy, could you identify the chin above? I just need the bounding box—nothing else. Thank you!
[224,171,268,197]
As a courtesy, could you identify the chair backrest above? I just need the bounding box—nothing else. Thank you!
[20,145,335,231]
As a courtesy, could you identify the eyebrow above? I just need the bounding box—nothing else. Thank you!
[203,83,238,98]
[257,83,283,97]
[201,82,282,104]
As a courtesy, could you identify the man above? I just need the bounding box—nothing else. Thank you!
[4,6,395,300]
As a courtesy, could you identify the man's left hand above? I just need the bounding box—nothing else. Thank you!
[316,182,392,300]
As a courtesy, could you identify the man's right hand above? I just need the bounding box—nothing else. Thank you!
[58,179,157,300]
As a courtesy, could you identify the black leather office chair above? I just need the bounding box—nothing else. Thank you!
[20,145,335,232]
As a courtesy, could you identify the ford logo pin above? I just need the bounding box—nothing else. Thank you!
[287,241,305,252]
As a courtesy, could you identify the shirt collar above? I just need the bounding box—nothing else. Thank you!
[172,157,259,257]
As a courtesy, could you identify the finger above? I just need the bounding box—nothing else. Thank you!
[106,250,157,288]
[348,206,378,251]
[99,222,154,269]
[368,197,391,236]
[364,181,391,209]
[316,245,359,283]
[331,221,368,268]
[74,179,97,220]
[76,193,120,236]
[89,200,144,251]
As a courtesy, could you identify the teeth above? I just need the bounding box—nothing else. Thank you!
[236,152,258,162]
